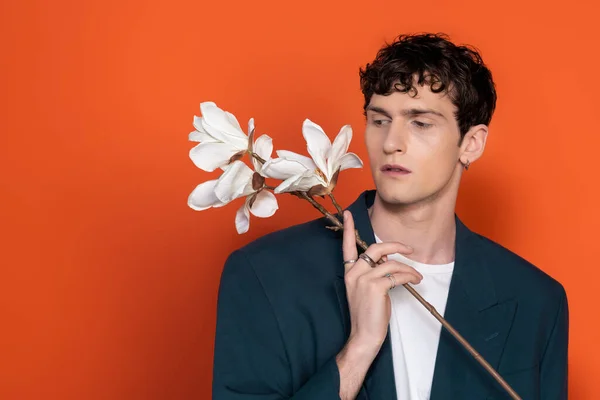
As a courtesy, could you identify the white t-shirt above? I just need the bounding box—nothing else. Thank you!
[374,234,454,400]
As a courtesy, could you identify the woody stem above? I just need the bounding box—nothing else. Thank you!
[297,192,342,228]
[328,193,344,218]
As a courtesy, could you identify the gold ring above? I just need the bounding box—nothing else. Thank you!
[359,253,377,268]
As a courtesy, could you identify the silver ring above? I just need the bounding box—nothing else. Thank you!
[386,273,397,290]
[343,259,358,265]
[359,253,377,268]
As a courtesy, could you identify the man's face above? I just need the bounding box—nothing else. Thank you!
[364,84,464,206]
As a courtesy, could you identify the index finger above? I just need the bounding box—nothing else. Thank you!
[342,211,358,267]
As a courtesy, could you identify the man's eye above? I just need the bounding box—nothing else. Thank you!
[412,121,432,129]
[373,119,390,126]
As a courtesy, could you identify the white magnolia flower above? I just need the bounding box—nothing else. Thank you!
[188,133,277,234]
[189,102,252,172]
[262,119,363,195]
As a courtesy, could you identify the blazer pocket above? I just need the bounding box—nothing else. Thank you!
[500,362,540,377]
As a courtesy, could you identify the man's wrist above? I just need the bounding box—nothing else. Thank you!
[335,336,382,400]
[337,335,381,369]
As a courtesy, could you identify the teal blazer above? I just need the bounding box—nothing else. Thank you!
[212,190,568,399]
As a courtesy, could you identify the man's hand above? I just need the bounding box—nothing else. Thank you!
[336,210,422,400]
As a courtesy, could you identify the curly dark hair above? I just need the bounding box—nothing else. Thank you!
[359,33,497,139]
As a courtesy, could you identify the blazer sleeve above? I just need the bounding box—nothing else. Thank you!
[539,286,569,400]
[212,250,341,400]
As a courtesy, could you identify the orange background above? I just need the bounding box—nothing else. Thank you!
[1,0,598,398]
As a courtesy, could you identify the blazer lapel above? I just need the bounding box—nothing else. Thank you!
[430,216,517,399]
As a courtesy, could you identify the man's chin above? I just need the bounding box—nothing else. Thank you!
[375,187,419,207]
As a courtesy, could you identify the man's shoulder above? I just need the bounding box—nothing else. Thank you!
[475,232,566,299]
[239,216,338,257]
[222,215,341,280]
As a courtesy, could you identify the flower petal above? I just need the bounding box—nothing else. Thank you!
[188,179,226,211]
[302,119,331,177]
[328,125,352,179]
[214,160,255,202]
[225,111,243,132]
[274,174,304,193]
[249,190,278,218]
[274,171,323,193]
[252,134,273,172]
[191,116,207,135]
[248,118,255,136]
[275,150,317,170]
[189,142,240,172]
[339,152,364,171]
[189,129,218,143]
[291,173,326,192]
[235,200,251,234]
[189,116,219,143]
[193,115,204,132]
[261,158,308,180]
[199,102,248,149]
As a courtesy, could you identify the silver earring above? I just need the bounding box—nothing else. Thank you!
[463,160,470,170]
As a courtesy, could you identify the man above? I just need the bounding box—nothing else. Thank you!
[212,33,568,400]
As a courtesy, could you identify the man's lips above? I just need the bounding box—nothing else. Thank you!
[381,164,412,173]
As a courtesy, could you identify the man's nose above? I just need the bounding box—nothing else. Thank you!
[383,121,408,154]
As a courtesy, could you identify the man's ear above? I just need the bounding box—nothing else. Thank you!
[459,124,488,166]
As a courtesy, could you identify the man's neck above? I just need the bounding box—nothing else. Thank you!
[368,192,457,265]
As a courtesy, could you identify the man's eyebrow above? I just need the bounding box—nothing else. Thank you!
[401,108,447,120]
[365,105,446,120]
[364,106,392,118]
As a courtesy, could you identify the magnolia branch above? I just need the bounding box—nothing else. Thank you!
[190,102,521,400]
